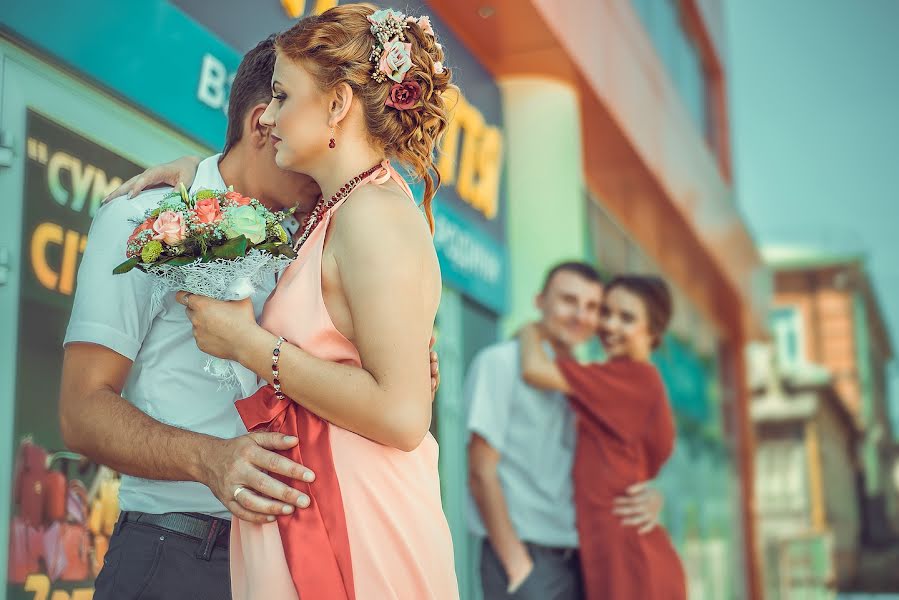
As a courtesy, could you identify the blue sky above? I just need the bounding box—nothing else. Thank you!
[725,0,899,432]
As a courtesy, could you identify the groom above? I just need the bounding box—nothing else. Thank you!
[60,34,438,599]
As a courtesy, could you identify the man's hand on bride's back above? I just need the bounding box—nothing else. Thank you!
[199,432,316,524]
[104,155,203,202]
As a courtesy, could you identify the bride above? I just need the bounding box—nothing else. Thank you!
[146,5,458,598]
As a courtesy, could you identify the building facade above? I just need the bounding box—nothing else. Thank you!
[425,0,766,597]
[749,342,861,598]
[766,248,898,541]
[766,247,899,593]
[1,1,766,598]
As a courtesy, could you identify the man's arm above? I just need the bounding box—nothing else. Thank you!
[60,343,313,523]
[464,347,533,592]
[60,197,311,523]
[468,434,533,592]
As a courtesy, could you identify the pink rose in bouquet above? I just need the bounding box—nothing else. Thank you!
[126,217,157,257]
[224,191,252,206]
[128,217,156,244]
[194,197,224,224]
[152,211,186,246]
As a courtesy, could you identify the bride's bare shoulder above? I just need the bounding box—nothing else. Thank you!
[333,182,432,246]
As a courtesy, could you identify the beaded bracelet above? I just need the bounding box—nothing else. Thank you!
[272,336,286,400]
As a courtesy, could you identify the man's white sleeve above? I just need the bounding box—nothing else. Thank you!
[63,199,157,360]
[465,345,515,453]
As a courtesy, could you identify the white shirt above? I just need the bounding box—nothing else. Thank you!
[64,155,273,518]
[465,340,579,547]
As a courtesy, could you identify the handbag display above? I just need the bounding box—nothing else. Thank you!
[7,516,43,584]
[13,440,50,526]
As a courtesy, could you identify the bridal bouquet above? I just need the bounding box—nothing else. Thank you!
[114,184,296,389]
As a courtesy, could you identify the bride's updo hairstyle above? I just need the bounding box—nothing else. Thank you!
[275,3,454,231]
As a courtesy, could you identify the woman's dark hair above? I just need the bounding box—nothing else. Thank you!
[605,275,672,349]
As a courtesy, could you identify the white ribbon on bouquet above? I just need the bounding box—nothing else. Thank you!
[144,249,293,394]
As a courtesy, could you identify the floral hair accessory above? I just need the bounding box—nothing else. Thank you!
[368,8,439,84]
[407,15,435,37]
[386,80,422,110]
[379,39,413,83]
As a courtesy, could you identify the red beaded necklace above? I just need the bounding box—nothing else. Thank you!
[292,162,384,252]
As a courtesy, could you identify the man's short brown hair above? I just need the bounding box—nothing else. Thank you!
[541,261,603,293]
[222,35,277,156]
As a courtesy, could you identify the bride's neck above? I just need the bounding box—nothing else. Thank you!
[312,138,385,200]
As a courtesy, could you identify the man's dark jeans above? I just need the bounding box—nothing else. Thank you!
[93,512,231,600]
[481,539,584,599]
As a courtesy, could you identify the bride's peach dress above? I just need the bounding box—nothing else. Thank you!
[230,163,458,600]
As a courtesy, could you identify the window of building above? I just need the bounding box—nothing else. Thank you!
[771,306,805,369]
[630,0,714,149]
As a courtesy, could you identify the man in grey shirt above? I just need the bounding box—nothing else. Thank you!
[467,262,665,599]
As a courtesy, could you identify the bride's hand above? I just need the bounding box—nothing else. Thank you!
[177,292,259,361]
[104,155,203,202]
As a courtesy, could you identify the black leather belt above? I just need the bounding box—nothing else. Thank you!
[525,541,578,561]
[121,511,230,560]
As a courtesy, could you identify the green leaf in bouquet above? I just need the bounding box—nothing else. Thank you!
[252,242,280,253]
[112,257,140,275]
[213,235,248,259]
[276,244,297,259]
[165,256,198,266]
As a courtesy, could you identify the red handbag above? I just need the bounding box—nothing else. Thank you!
[43,471,67,524]
[58,522,91,582]
[14,440,50,526]
[45,452,84,525]
[49,458,93,582]
[8,516,43,584]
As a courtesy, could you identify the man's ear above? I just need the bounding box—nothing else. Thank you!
[247,103,271,148]
[328,82,354,128]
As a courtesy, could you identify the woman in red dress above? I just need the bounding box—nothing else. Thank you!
[520,274,686,599]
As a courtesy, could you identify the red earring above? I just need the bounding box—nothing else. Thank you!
[329,126,336,149]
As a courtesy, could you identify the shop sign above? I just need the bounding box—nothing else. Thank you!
[1,0,241,150]
[438,89,503,221]
[20,114,142,307]
[433,201,506,313]
[7,111,142,600]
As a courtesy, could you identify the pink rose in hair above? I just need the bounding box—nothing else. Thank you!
[379,39,413,83]
[152,211,186,246]
[416,16,435,37]
[194,197,223,224]
[386,80,422,110]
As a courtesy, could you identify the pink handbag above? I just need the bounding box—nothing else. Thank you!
[8,516,43,584]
